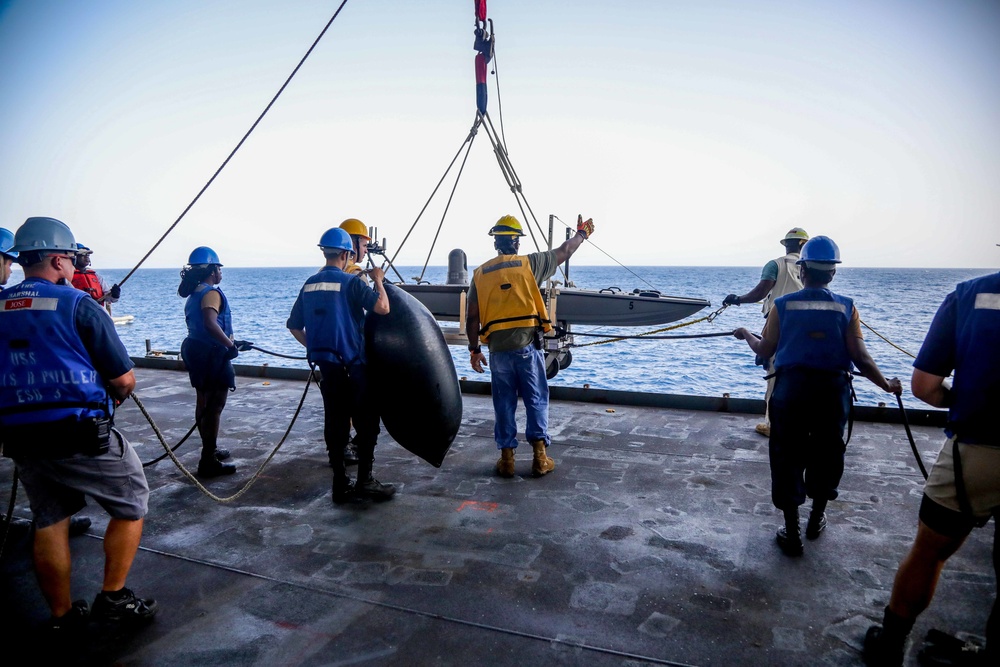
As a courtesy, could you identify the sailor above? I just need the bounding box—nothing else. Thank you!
[71,242,121,309]
[0,217,157,635]
[863,269,1000,667]
[178,247,249,478]
[733,236,901,556]
[466,214,594,478]
[336,217,373,465]
[724,227,810,437]
[339,217,372,282]
[287,227,395,503]
[0,227,93,539]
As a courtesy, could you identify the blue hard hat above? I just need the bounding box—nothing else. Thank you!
[0,227,17,260]
[10,217,77,254]
[75,243,93,255]
[188,246,222,266]
[797,235,841,266]
[318,228,355,254]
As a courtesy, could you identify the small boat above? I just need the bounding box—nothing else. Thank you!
[112,314,136,326]
[396,283,709,327]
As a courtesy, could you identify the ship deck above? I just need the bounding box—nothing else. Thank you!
[1,366,993,666]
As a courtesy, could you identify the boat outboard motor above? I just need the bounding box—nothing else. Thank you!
[447,249,468,285]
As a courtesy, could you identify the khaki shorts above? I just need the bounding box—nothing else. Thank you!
[923,436,1000,520]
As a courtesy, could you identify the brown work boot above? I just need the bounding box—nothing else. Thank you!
[496,448,516,478]
[531,440,554,477]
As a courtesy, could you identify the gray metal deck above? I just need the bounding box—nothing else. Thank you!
[1,367,993,666]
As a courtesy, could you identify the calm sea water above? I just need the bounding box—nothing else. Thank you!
[17,264,990,409]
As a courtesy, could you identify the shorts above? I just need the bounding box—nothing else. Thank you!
[14,428,150,528]
[181,337,236,391]
[920,436,1000,534]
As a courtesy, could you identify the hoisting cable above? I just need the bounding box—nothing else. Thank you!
[491,41,508,150]
[552,215,660,292]
[114,0,351,289]
[416,124,480,283]
[130,366,317,503]
[859,319,916,359]
[386,114,483,274]
[480,111,546,254]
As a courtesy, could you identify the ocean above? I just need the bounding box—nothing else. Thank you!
[18,264,991,409]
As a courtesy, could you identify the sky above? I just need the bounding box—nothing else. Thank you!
[1,0,998,270]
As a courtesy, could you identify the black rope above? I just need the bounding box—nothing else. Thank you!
[142,421,199,468]
[248,344,307,361]
[115,0,352,288]
[567,330,736,342]
[897,392,929,479]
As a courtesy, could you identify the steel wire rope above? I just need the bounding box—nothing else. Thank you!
[416,126,480,283]
[385,115,482,275]
[481,112,547,254]
[491,44,508,149]
[129,368,318,503]
[552,215,660,291]
[115,0,351,288]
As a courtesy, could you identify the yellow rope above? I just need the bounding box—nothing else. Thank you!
[574,314,714,348]
[860,318,916,359]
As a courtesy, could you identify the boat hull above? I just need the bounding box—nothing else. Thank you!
[396,284,709,327]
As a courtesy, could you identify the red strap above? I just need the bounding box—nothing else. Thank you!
[475,0,487,23]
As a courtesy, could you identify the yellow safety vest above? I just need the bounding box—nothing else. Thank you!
[473,255,552,344]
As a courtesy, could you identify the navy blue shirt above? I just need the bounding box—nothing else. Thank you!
[914,272,1000,445]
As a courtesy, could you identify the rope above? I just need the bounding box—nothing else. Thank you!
[571,314,728,347]
[142,422,198,468]
[896,392,929,479]
[386,115,482,272]
[248,344,307,361]
[129,368,316,503]
[417,126,479,283]
[552,215,659,291]
[860,318,916,359]
[115,0,351,288]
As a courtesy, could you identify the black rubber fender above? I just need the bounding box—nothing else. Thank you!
[364,283,462,467]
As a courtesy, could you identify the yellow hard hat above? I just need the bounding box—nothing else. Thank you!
[339,218,370,239]
[488,215,525,237]
[782,227,809,243]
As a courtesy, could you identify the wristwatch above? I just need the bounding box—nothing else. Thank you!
[469,345,482,354]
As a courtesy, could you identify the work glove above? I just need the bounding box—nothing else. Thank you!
[110,283,122,300]
[723,294,741,306]
[576,214,595,239]
[234,340,254,352]
[223,346,239,361]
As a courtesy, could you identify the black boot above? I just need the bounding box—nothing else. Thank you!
[776,508,803,556]
[330,456,356,504]
[197,446,236,478]
[806,499,828,540]
[864,606,914,667]
[356,458,395,501]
